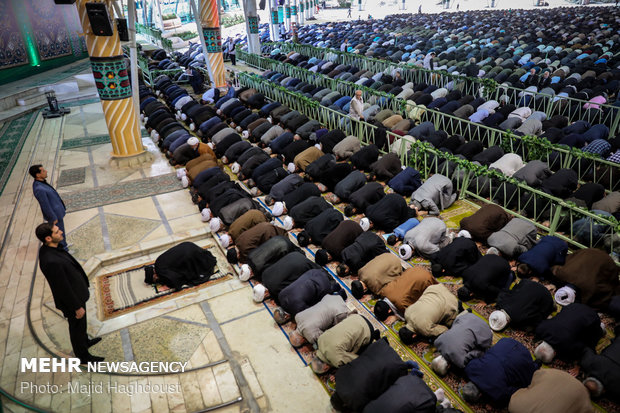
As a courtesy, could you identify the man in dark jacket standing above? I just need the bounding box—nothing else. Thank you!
[30,165,68,250]
[36,223,103,364]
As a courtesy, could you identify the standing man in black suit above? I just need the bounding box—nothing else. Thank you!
[35,223,104,364]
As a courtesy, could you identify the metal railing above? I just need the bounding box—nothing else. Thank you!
[136,23,173,52]
[238,71,620,252]
[238,49,620,191]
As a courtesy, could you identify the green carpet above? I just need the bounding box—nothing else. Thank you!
[63,173,183,212]
[0,111,38,196]
[61,134,111,150]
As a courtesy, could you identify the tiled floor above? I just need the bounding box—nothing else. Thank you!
[0,66,328,412]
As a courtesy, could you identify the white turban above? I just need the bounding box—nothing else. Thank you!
[201,208,211,222]
[458,230,472,239]
[555,286,576,306]
[242,130,249,139]
[209,218,222,232]
[219,234,231,249]
[239,264,252,281]
[489,310,509,331]
[181,176,189,188]
[189,123,196,131]
[282,216,294,231]
[272,202,285,217]
[207,142,214,149]
[287,162,296,173]
[187,137,199,146]
[181,113,187,121]
[176,168,187,179]
[314,143,322,151]
[231,162,240,174]
[360,218,370,232]
[399,244,413,260]
[253,284,266,302]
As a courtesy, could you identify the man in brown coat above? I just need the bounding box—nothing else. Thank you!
[508,369,593,413]
[374,267,438,321]
[459,204,512,241]
[225,222,287,263]
[551,248,620,310]
[351,253,403,299]
[219,209,269,248]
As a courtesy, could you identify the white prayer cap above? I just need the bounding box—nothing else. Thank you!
[201,208,211,222]
[181,176,189,188]
[555,286,576,306]
[207,142,214,149]
[236,126,242,133]
[187,137,199,146]
[360,218,370,232]
[287,162,296,173]
[153,132,160,141]
[283,216,294,231]
[189,123,196,131]
[399,244,413,260]
[219,234,232,249]
[176,168,187,179]
[486,247,500,255]
[267,116,273,123]
[242,130,249,139]
[458,230,472,239]
[210,218,222,232]
[216,109,222,116]
[150,129,157,138]
[489,310,509,331]
[264,147,272,155]
[314,143,322,151]
[181,113,187,121]
[272,202,285,217]
[239,264,252,281]
[231,162,240,174]
[253,284,266,302]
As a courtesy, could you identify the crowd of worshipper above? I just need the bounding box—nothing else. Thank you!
[138,19,620,413]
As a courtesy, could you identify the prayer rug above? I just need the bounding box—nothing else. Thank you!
[64,173,183,212]
[61,135,111,150]
[97,243,233,320]
[0,111,37,196]
[57,167,86,187]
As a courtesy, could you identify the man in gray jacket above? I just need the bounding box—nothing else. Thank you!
[411,174,457,216]
[487,218,537,257]
[399,217,452,259]
[289,294,350,347]
[512,160,552,187]
[431,312,493,376]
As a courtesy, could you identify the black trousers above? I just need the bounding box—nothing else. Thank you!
[68,310,89,361]
[230,53,236,66]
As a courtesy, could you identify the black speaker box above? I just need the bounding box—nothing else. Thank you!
[116,18,129,41]
[54,0,77,4]
[85,2,113,36]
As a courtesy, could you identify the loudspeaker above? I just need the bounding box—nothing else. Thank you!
[116,18,129,41]
[54,0,77,4]
[85,2,113,36]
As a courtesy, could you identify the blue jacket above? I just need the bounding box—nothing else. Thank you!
[33,180,66,223]
[517,236,568,276]
[388,167,422,196]
[465,338,539,406]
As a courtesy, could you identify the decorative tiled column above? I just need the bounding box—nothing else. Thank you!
[269,0,280,41]
[75,0,149,166]
[243,0,260,54]
[199,0,226,87]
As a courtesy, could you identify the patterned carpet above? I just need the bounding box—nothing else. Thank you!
[57,167,86,187]
[0,111,38,196]
[63,173,183,212]
[61,134,111,150]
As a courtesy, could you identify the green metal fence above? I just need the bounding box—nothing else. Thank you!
[136,23,173,52]
[238,71,620,253]
[239,48,620,191]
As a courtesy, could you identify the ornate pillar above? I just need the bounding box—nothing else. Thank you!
[75,0,148,166]
[285,0,291,30]
[298,0,304,25]
[198,0,226,87]
[269,0,280,41]
[243,0,260,54]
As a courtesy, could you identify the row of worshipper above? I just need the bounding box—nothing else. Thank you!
[259,60,620,167]
[291,7,620,100]
[140,75,620,411]
[266,47,617,135]
[140,77,477,411]
[253,68,620,224]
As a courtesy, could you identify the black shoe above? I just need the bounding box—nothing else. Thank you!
[88,337,102,347]
[80,355,105,364]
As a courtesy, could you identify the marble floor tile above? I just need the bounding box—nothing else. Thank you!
[102,198,160,220]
